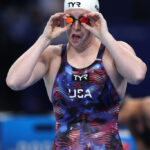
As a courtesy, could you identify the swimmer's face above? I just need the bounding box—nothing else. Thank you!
[65,9,93,47]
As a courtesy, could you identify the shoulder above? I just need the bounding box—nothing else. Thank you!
[40,44,63,63]
[43,44,63,58]
[103,40,136,67]
[118,41,136,55]
[42,44,64,81]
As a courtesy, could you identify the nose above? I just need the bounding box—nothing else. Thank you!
[72,20,81,31]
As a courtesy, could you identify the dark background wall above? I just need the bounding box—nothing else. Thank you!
[0,0,150,114]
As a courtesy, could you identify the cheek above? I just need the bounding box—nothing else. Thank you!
[66,29,72,37]
[82,29,91,38]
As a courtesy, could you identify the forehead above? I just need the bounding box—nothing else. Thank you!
[65,9,90,16]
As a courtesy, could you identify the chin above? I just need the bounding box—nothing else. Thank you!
[69,39,82,47]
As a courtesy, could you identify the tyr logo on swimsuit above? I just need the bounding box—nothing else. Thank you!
[72,74,89,81]
[68,2,81,8]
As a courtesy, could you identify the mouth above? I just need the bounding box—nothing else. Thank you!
[72,34,81,41]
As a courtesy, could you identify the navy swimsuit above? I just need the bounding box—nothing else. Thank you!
[52,44,123,150]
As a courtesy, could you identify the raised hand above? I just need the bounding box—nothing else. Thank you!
[42,13,71,40]
[81,12,109,41]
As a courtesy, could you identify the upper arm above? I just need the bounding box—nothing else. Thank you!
[118,41,147,84]
[20,46,56,90]
[103,48,127,99]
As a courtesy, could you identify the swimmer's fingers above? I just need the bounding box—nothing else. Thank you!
[82,12,109,40]
[62,23,72,32]
[49,13,66,27]
[42,13,71,40]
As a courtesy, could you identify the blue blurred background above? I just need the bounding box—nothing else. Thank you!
[0,0,150,150]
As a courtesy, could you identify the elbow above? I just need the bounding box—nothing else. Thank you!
[133,75,145,85]
[130,63,147,85]
[6,77,22,91]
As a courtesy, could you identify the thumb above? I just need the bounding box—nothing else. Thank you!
[62,23,72,32]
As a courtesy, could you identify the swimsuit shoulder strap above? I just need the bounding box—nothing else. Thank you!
[97,44,105,60]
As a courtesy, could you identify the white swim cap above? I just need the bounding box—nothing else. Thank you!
[64,0,100,12]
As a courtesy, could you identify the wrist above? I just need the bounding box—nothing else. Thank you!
[99,32,115,46]
[39,34,52,44]
[39,35,52,46]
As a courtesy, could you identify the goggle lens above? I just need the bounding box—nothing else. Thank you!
[80,17,89,24]
[65,16,89,24]
[65,17,74,24]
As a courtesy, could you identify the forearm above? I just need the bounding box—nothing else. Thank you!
[6,36,51,88]
[6,12,70,90]
[101,33,147,84]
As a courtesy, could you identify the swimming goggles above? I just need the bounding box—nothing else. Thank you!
[65,16,89,24]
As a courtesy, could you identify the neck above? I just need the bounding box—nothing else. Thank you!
[67,36,101,59]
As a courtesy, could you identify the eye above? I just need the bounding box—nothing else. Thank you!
[80,17,89,24]
[65,17,74,24]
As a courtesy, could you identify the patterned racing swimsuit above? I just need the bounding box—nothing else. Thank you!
[52,44,123,150]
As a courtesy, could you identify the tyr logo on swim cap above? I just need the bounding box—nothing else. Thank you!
[64,0,100,12]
